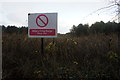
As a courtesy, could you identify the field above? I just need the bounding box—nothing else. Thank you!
[2,33,120,79]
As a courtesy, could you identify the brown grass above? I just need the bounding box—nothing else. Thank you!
[2,33,120,79]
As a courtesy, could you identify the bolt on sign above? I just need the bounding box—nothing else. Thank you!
[28,13,57,38]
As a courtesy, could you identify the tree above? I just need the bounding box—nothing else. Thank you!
[70,25,77,35]
[18,26,28,34]
[0,25,6,32]
[69,21,118,36]
[90,21,105,34]
[70,24,89,36]
[4,26,18,34]
[104,21,118,34]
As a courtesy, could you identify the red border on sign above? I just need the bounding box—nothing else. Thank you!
[36,14,48,27]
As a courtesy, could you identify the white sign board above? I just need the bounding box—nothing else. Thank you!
[28,13,57,38]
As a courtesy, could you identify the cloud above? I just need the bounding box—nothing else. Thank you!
[0,0,102,3]
[0,2,30,26]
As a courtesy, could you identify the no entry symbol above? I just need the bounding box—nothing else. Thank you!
[36,14,48,27]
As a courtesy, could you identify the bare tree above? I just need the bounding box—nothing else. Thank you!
[82,0,120,22]
[109,0,120,22]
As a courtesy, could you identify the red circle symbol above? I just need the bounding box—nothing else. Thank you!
[36,14,48,27]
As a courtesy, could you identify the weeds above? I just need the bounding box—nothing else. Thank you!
[2,33,120,79]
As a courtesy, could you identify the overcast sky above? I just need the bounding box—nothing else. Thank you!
[0,0,118,33]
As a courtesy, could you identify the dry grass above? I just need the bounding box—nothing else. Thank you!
[2,33,120,79]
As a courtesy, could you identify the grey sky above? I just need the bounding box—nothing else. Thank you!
[0,0,118,33]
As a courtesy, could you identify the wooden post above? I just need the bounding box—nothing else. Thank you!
[118,2,120,54]
[53,38,55,44]
[41,38,44,55]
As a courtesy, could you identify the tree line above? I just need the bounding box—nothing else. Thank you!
[69,21,120,36]
[1,25,28,34]
[1,21,120,35]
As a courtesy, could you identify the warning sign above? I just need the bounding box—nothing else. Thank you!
[28,13,57,38]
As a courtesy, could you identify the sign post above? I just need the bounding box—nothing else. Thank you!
[41,38,44,55]
[28,13,57,55]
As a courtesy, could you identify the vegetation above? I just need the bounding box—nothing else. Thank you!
[1,21,120,79]
[69,21,119,36]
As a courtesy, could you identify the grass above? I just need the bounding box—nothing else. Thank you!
[2,33,120,79]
